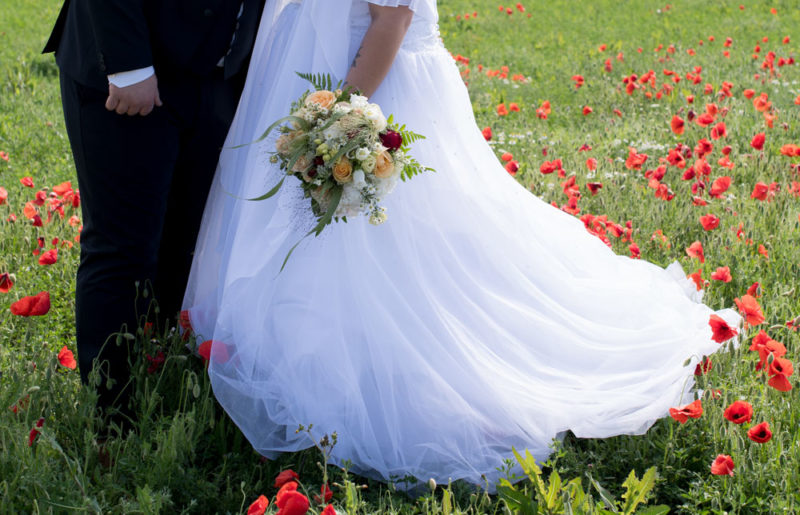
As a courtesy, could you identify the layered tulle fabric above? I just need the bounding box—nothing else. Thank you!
[184,0,740,488]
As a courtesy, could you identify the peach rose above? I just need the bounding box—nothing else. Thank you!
[332,157,353,184]
[304,90,337,110]
[373,150,395,178]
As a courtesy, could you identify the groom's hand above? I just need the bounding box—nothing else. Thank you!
[105,75,163,116]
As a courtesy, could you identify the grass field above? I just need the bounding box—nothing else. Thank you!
[1,0,799,513]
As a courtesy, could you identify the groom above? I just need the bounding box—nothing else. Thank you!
[44,0,265,427]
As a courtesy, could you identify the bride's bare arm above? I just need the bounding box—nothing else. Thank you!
[344,5,414,98]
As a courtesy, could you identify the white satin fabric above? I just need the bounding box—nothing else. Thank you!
[184,0,740,488]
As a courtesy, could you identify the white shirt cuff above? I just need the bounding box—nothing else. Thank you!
[107,66,155,88]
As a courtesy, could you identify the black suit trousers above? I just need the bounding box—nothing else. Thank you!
[59,71,245,413]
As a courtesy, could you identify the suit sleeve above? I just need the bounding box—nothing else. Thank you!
[86,0,153,75]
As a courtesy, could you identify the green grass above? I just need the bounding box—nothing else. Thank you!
[2,0,800,512]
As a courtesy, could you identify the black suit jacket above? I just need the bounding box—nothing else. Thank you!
[44,0,265,91]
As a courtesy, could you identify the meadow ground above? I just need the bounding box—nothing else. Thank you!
[1,0,799,513]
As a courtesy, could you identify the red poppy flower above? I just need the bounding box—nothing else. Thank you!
[536,100,551,119]
[274,470,300,489]
[314,484,333,504]
[780,144,800,157]
[694,356,713,375]
[710,122,727,140]
[276,490,309,515]
[141,348,164,373]
[57,346,77,369]
[757,244,769,259]
[753,93,771,112]
[586,182,602,195]
[654,183,674,201]
[696,113,715,127]
[197,340,231,364]
[9,394,30,414]
[320,506,336,515]
[748,331,786,372]
[750,182,769,201]
[582,106,593,116]
[686,241,705,263]
[0,272,13,293]
[505,161,519,176]
[709,314,737,342]
[625,148,648,170]
[481,127,492,141]
[746,282,760,297]
[0,186,7,206]
[10,291,51,317]
[694,139,714,158]
[688,269,704,291]
[670,115,685,135]
[20,177,34,188]
[709,176,731,198]
[734,294,765,326]
[669,399,703,423]
[247,495,270,515]
[723,400,753,424]
[710,454,734,476]
[539,160,559,175]
[38,249,58,266]
[710,267,732,283]
[767,357,794,392]
[699,214,719,231]
[571,75,585,88]
[747,422,772,443]
[496,103,508,116]
[750,132,765,150]
[28,417,45,447]
[0,151,8,161]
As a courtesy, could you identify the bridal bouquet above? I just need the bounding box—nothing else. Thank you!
[252,74,431,267]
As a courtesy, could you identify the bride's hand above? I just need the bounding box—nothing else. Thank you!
[344,5,414,98]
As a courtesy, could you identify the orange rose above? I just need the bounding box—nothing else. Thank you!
[305,90,336,110]
[332,157,353,184]
[373,150,395,178]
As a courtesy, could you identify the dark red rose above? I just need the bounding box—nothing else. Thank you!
[379,130,403,151]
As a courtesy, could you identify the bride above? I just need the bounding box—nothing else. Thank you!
[183,0,740,487]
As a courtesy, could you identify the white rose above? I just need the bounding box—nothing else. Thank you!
[350,94,369,109]
[364,104,387,132]
[360,154,377,174]
[355,147,371,161]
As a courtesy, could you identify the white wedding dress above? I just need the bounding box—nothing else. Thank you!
[183,0,740,487]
